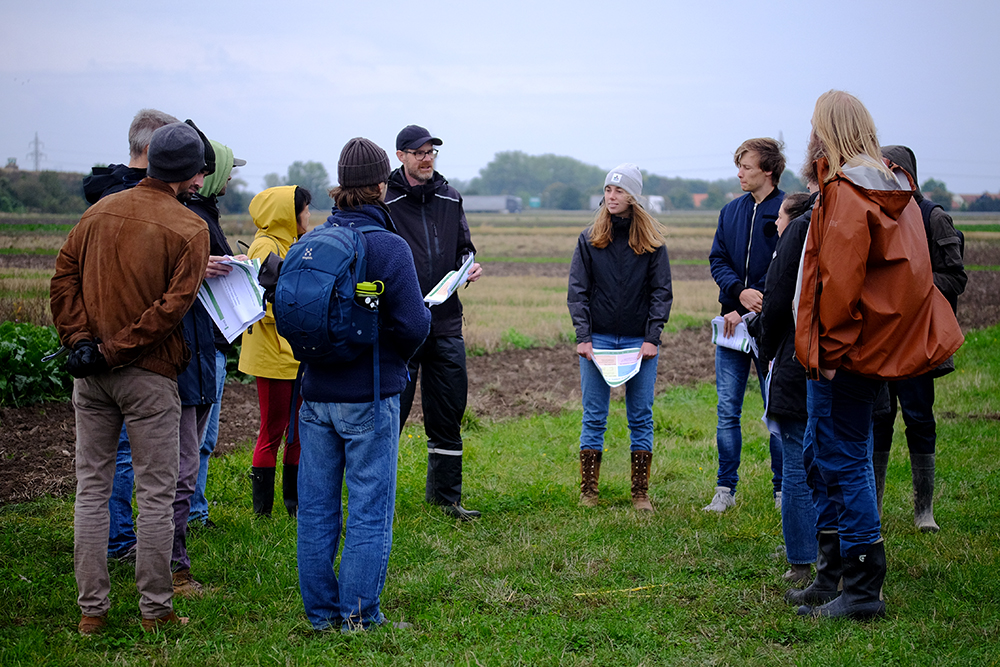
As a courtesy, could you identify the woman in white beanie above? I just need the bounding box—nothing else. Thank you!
[567,163,673,512]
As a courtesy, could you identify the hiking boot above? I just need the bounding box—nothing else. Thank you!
[783,563,812,585]
[579,449,602,507]
[140,611,189,632]
[630,450,654,513]
[78,614,107,635]
[442,503,481,521]
[703,486,735,512]
[172,569,206,598]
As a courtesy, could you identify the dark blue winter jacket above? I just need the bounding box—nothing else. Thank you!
[709,188,784,315]
[301,204,431,404]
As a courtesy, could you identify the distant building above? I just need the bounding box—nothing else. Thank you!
[463,195,523,213]
[691,193,709,209]
[3,158,18,172]
[589,194,665,213]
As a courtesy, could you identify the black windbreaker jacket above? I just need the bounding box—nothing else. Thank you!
[567,216,673,345]
[385,167,475,337]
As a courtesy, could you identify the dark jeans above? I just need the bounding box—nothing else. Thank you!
[399,335,468,506]
[805,372,881,557]
[871,373,936,455]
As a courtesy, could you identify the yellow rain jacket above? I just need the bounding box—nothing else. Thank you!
[238,186,301,380]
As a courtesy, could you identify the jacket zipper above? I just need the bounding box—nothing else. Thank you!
[744,201,758,288]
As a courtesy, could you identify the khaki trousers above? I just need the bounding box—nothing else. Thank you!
[73,367,180,619]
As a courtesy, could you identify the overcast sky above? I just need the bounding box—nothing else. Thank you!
[3,0,998,195]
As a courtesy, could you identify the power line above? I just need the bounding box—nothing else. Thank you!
[26,132,46,172]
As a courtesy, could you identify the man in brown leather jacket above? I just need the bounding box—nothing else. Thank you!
[51,122,211,634]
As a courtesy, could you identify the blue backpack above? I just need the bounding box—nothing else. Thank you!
[274,220,386,365]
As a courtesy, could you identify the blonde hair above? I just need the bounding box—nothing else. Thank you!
[588,193,665,254]
[811,90,893,183]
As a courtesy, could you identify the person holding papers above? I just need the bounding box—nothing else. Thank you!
[238,185,312,517]
[386,124,483,521]
[567,164,672,513]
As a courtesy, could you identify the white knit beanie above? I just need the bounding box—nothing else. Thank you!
[604,163,643,200]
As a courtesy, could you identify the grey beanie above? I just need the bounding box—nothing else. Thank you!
[605,163,643,201]
[338,137,391,187]
[147,122,206,183]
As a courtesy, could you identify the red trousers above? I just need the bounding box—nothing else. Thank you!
[251,377,301,467]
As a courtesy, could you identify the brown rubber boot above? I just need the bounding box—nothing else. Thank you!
[579,449,602,507]
[630,450,654,512]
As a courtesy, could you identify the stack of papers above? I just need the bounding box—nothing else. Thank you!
[197,257,266,343]
[424,253,475,306]
[710,312,759,357]
[592,348,643,387]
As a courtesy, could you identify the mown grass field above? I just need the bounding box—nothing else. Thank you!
[1,211,1000,665]
[2,326,999,665]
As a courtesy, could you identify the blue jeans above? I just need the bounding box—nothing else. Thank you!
[107,424,136,557]
[579,333,658,452]
[777,418,818,565]
[297,395,400,631]
[714,345,782,494]
[805,373,881,557]
[190,349,227,524]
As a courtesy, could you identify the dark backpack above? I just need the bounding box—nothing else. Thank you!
[274,221,386,364]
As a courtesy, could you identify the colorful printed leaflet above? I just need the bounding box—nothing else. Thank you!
[197,257,266,343]
[424,253,475,306]
[592,347,643,387]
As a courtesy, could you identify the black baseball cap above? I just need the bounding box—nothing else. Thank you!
[396,125,443,151]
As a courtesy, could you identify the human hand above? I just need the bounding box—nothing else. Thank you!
[739,288,763,313]
[466,262,483,284]
[819,367,836,381]
[640,342,658,360]
[205,255,235,279]
[722,310,743,338]
[65,340,109,378]
[577,341,594,361]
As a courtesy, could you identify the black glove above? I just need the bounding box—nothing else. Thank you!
[257,252,283,304]
[65,340,109,379]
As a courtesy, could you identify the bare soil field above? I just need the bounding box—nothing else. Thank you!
[2,242,999,505]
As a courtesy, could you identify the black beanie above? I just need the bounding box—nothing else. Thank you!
[147,123,206,183]
[338,138,390,187]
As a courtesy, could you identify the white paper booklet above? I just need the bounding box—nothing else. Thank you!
[710,312,759,357]
[424,253,475,306]
[592,347,643,387]
[197,257,266,343]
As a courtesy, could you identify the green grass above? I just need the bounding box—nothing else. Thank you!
[2,326,999,665]
[0,247,59,255]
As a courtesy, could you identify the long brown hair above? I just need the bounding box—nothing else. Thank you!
[588,193,666,254]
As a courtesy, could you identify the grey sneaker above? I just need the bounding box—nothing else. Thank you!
[703,486,735,512]
[775,491,782,511]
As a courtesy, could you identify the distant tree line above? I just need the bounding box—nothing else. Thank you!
[455,151,808,210]
[1,156,995,214]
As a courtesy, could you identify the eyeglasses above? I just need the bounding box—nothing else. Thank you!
[404,148,439,160]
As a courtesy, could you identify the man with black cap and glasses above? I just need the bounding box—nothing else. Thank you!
[386,125,483,521]
[51,122,211,634]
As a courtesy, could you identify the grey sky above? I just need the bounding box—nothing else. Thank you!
[2,0,998,195]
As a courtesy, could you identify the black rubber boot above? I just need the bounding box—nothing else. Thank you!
[911,453,939,533]
[282,464,298,518]
[872,450,890,518]
[786,531,842,606]
[251,466,275,517]
[800,541,887,620]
